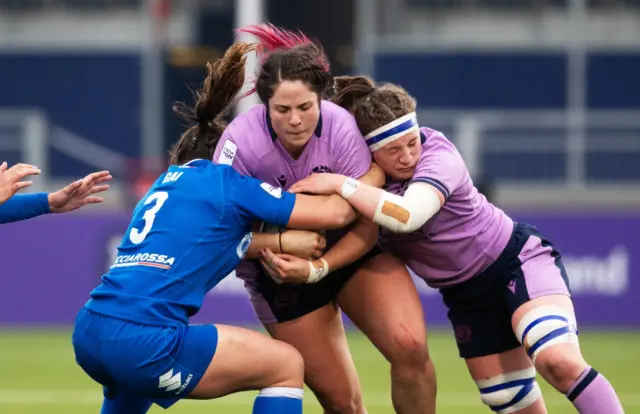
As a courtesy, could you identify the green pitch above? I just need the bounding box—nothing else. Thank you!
[0,329,637,413]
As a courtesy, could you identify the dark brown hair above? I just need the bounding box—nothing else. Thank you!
[169,42,256,165]
[238,24,333,103]
[330,75,416,137]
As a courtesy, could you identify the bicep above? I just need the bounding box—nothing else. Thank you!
[233,175,296,227]
[412,152,466,200]
[410,182,445,206]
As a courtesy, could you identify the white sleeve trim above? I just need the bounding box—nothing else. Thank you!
[372,182,442,233]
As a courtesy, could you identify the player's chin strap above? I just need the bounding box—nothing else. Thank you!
[306,258,329,283]
[365,112,420,152]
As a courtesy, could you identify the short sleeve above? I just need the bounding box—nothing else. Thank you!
[332,117,372,179]
[411,143,466,200]
[226,167,296,227]
[213,132,252,177]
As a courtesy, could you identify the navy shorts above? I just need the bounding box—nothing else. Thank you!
[72,308,218,409]
[252,245,384,323]
[440,223,572,359]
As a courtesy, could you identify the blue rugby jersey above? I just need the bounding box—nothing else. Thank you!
[86,159,295,326]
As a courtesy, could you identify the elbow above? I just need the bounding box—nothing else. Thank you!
[396,211,431,233]
[396,221,422,234]
[329,203,355,229]
[380,222,418,234]
[376,215,427,234]
[321,196,356,229]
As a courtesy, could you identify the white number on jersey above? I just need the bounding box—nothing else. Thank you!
[130,191,169,245]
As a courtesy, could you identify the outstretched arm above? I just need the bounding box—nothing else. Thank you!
[290,173,444,233]
[286,162,384,231]
[0,193,50,224]
[0,169,111,224]
[47,171,111,214]
[232,172,355,233]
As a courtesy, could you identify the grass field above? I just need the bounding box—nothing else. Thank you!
[0,329,637,413]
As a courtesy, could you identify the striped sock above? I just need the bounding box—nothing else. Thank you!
[567,367,624,414]
[252,387,304,414]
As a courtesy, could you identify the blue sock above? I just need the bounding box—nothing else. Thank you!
[252,387,304,414]
[101,387,153,414]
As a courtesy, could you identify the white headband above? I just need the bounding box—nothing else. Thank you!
[364,112,419,152]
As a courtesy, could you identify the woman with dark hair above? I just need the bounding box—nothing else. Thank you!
[71,42,361,414]
[288,76,625,414]
[212,25,436,414]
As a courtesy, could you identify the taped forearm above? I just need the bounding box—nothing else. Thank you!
[341,180,441,233]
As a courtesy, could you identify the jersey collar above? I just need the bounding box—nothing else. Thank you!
[180,159,209,168]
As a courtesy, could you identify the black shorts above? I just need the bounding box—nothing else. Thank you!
[252,245,384,323]
[440,223,571,359]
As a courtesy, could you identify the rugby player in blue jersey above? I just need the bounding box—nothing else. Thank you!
[72,42,358,414]
[0,161,111,224]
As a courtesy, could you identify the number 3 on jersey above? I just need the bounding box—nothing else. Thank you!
[130,191,169,245]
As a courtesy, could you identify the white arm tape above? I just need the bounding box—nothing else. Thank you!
[372,182,442,233]
[341,177,359,199]
[307,258,329,284]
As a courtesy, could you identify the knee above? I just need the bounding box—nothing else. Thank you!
[273,343,305,389]
[476,367,542,413]
[536,350,587,393]
[515,304,585,392]
[387,326,432,380]
[515,305,579,365]
[319,389,363,414]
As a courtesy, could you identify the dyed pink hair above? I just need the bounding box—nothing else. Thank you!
[237,23,330,72]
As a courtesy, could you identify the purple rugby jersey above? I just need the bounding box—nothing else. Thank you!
[213,100,372,312]
[378,127,514,288]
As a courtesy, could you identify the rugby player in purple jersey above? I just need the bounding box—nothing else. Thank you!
[285,76,624,414]
[212,25,436,414]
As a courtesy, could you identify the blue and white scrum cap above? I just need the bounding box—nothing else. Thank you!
[364,112,420,152]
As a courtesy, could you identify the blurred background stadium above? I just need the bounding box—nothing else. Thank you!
[1,0,639,412]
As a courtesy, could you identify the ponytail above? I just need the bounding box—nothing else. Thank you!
[329,75,375,112]
[169,42,256,165]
